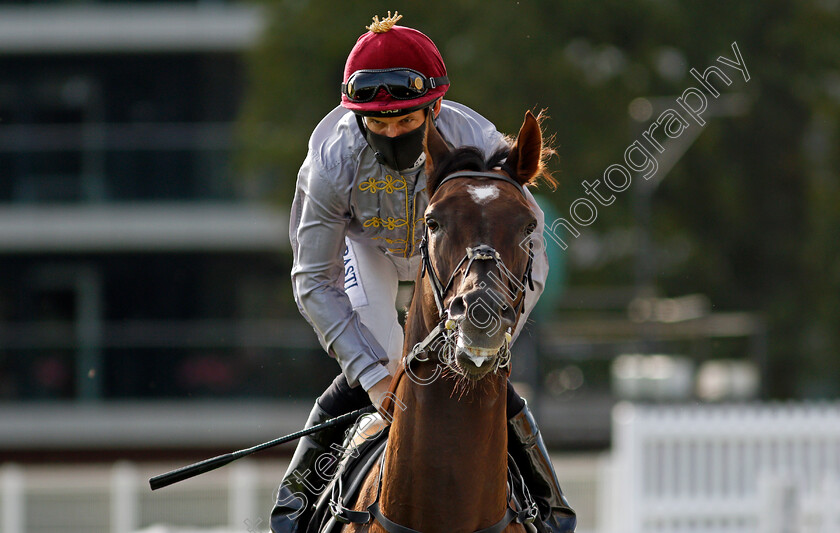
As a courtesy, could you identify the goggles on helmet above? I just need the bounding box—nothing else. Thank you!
[341,68,450,103]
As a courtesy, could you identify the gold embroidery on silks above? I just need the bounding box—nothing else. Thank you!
[372,235,409,255]
[356,171,422,257]
[363,217,408,231]
[412,216,426,253]
[372,236,407,245]
[403,179,412,258]
[358,174,406,194]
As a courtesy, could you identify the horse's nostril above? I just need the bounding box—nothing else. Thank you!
[500,303,517,325]
[448,295,466,319]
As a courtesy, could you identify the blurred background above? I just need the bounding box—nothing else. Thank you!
[1,1,838,532]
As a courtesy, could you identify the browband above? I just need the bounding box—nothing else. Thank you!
[434,170,526,197]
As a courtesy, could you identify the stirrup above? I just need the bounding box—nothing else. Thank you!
[508,401,577,533]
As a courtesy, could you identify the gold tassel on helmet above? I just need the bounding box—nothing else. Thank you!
[367,11,402,33]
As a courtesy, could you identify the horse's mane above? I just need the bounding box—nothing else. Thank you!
[430,111,558,191]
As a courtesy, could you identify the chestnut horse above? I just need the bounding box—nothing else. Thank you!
[341,111,549,533]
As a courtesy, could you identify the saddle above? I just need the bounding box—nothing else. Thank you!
[307,413,540,533]
[307,412,390,533]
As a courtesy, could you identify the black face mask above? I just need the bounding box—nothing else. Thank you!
[356,114,427,172]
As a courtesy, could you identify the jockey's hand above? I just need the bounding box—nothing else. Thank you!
[367,375,393,418]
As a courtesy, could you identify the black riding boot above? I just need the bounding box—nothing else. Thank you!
[508,401,577,533]
[270,401,350,533]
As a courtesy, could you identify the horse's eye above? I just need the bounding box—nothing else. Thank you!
[426,217,439,232]
[524,222,537,236]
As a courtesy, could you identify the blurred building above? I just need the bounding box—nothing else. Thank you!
[0,3,771,463]
[0,2,339,457]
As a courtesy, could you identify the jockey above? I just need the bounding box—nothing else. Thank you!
[271,13,576,533]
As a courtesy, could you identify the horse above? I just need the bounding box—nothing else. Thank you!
[331,110,552,533]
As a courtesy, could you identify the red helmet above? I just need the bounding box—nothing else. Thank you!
[341,13,449,116]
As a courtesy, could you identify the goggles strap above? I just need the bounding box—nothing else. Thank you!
[423,75,449,89]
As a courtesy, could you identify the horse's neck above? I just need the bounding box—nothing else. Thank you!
[378,289,509,531]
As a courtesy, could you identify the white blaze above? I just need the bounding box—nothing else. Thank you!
[467,184,499,205]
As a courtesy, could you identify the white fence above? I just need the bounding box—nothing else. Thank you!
[0,453,604,533]
[605,402,840,533]
[5,403,840,533]
[0,460,282,533]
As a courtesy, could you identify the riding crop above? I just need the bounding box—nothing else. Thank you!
[149,404,377,490]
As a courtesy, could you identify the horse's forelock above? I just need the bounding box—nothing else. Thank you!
[429,146,512,194]
[486,147,511,171]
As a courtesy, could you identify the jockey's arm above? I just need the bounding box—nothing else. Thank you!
[289,152,391,393]
[513,188,549,342]
[365,376,393,413]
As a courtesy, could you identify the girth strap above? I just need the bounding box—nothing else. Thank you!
[368,501,521,533]
[337,497,524,533]
[367,501,419,533]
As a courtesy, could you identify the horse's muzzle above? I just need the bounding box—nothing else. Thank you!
[447,288,516,376]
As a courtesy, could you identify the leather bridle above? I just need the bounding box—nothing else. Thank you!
[419,170,535,321]
[402,170,536,374]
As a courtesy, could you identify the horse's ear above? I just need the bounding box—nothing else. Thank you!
[423,113,450,192]
[505,111,543,186]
